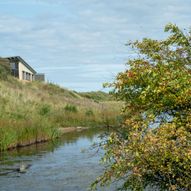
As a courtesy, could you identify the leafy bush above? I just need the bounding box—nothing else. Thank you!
[93,24,191,191]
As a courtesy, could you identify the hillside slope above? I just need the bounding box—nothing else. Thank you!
[79,91,113,102]
[0,61,121,150]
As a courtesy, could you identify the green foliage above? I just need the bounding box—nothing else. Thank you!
[0,117,57,151]
[93,24,191,190]
[85,109,94,116]
[39,104,51,116]
[64,104,78,113]
[0,122,17,151]
[79,91,113,102]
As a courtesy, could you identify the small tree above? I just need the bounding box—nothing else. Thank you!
[92,24,191,190]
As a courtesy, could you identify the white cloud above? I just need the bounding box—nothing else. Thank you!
[0,16,31,33]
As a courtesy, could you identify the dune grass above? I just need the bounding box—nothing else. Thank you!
[0,66,121,151]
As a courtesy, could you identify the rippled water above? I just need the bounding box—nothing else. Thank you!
[0,128,119,191]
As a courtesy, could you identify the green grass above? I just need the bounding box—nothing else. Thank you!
[79,91,113,102]
[0,61,121,151]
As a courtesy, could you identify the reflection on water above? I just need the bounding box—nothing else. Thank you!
[0,128,118,191]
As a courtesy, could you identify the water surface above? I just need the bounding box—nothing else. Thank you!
[0,128,119,191]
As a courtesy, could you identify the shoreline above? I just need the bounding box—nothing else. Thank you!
[58,126,90,134]
[6,126,90,151]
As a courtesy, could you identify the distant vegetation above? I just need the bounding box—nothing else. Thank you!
[79,91,113,102]
[0,60,121,151]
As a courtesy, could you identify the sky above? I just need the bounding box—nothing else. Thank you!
[0,0,190,91]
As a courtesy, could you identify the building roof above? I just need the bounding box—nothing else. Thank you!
[6,56,37,74]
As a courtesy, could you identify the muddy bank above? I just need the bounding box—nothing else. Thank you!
[7,138,49,151]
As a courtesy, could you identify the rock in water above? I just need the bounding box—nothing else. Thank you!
[17,163,31,173]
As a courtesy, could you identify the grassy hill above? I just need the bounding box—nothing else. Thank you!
[0,60,121,151]
[79,91,113,102]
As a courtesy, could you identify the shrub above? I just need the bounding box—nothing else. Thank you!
[39,104,51,116]
[93,24,191,190]
[85,109,94,116]
[64,104,78,113]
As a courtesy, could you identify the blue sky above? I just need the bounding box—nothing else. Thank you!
[0,0,190,91]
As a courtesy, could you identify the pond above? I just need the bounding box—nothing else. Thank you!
[0,128,119,191]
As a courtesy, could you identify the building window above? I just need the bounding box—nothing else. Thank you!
[10,62,18,70]
[22,71,34,81]
[26,73,29,80]
[11,62,19,77]
[24,72,31,81]
[22,71,31,81]
[22,71,25,80]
